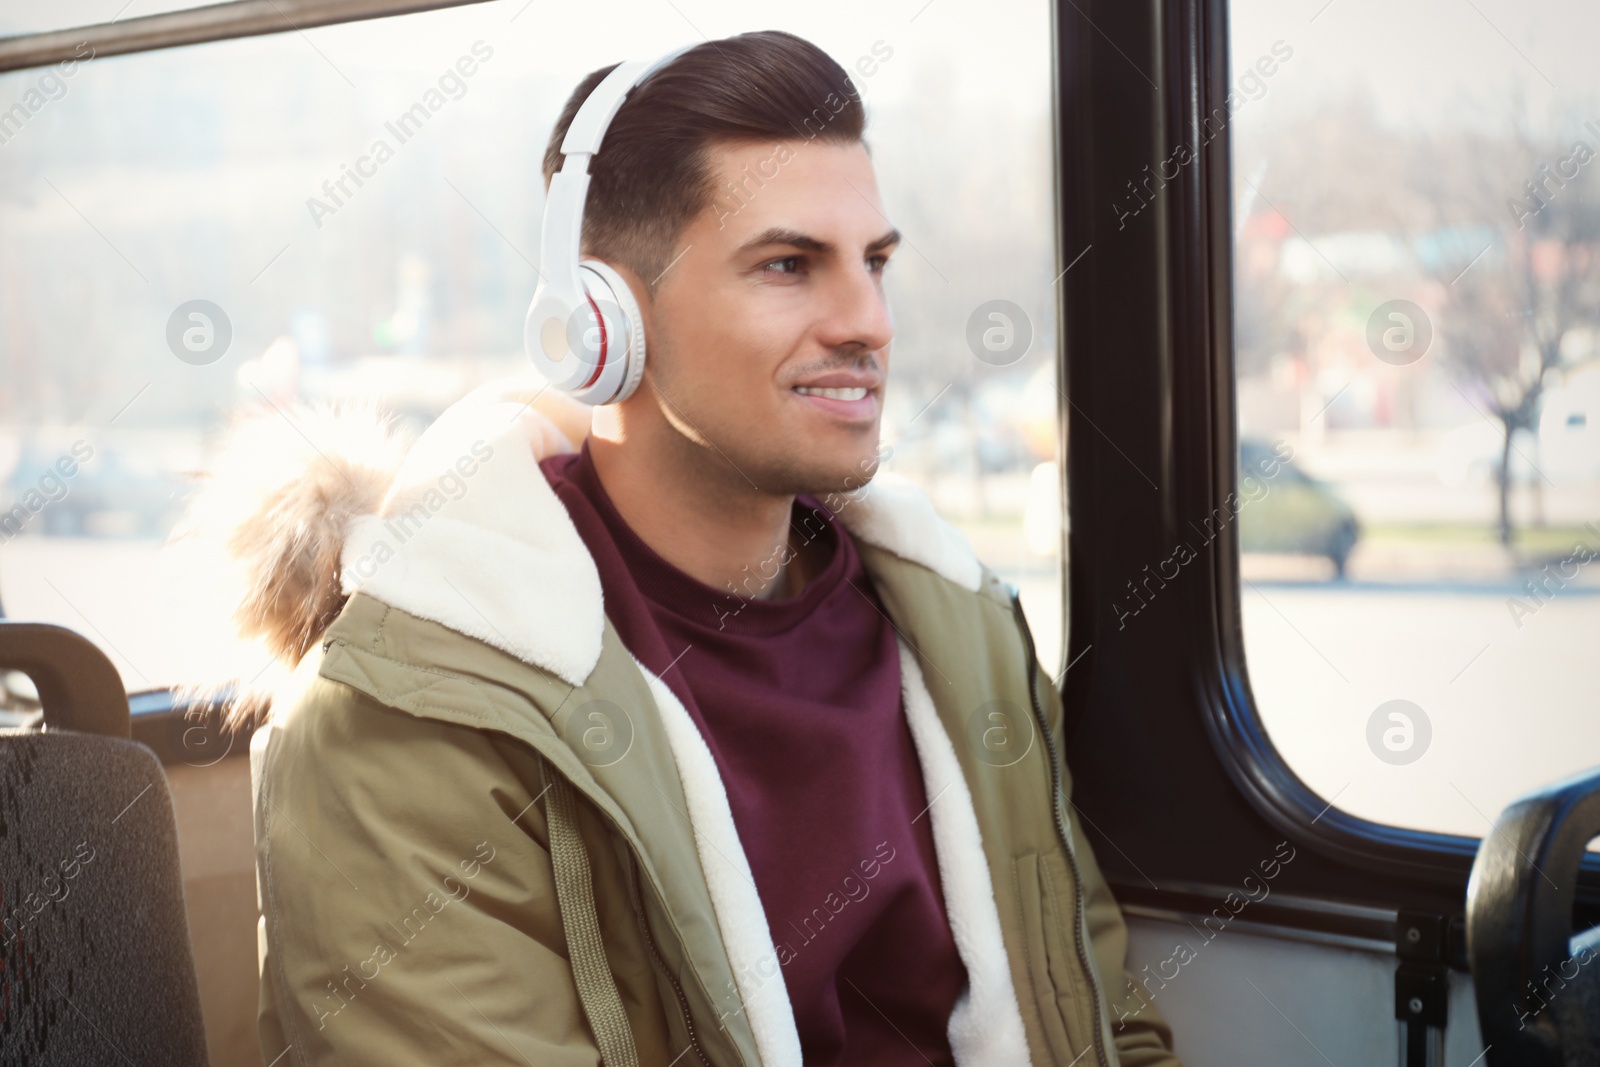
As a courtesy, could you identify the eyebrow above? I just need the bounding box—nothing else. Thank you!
[734,226,902,258]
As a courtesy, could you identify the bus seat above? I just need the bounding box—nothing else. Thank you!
[0,622,211,1066]
[1468,765,1600,1067]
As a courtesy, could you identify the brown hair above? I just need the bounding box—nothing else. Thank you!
[542,30,868,294]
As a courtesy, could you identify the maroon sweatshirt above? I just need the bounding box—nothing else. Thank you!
[540,442,967,1065]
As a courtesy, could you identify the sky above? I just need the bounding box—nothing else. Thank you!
[1231,0,1598,134]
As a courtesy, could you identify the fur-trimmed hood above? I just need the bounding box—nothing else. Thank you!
[173,370,984,727]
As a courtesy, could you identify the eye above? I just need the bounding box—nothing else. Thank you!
[762,255,804,275]
[868,253,891,272]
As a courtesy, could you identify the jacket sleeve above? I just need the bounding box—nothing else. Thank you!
[252,665,605,1067]
[1038,667,1185,1067]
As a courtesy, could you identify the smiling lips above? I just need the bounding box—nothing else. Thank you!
[789,362,883,421]
[793,383,878,420]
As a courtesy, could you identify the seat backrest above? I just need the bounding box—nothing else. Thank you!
[1,622,210,1066]
[1467,764,1600,1067]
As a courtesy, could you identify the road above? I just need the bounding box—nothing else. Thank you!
[1240,575,1600,841]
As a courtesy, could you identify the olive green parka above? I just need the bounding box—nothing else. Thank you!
[223,374,1181,1067]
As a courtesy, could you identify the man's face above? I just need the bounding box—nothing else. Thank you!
[618,138,897,497]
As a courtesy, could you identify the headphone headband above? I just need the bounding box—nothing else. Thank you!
[562,47,695,156]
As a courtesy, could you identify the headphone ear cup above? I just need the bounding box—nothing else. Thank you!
[578,260,647,404]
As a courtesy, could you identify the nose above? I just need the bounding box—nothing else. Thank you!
[817,257,894,357]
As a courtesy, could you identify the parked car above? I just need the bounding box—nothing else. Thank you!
[2,443,188,540]
[1238,438,1361,578]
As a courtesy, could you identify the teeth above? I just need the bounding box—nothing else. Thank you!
[796,386,868,401]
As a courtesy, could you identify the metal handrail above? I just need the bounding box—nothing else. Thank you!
[0,0,493,74]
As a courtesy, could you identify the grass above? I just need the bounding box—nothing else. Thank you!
[1361,523,1597,553]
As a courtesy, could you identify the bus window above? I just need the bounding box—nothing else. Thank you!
[1229,0,1600,840]
[0,0,1063,700]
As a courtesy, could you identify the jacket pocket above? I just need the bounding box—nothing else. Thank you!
[1012,849,1091,1063]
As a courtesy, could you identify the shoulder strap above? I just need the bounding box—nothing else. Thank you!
[540,755,642,1067]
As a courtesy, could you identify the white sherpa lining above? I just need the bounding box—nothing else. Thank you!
[828,474,983,594]
[338,381,606,686]
[896,640,1033,1065]
[336,371,1026,1066]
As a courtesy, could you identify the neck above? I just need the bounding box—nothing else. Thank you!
[588,410,808,601]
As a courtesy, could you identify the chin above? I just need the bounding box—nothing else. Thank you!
[739,437,882,499]
[794,448,885,499]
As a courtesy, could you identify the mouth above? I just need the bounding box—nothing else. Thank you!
[791,382,879,421]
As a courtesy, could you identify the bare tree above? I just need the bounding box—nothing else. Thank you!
[1237,91,1600,545]
[1433,117,1600,544]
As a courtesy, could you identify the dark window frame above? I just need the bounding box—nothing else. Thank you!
[1053,0,1600,935]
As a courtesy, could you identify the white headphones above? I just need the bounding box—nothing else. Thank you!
[524,44,697,405]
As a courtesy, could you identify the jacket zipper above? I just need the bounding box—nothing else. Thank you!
[1009,591,1111,1067]
[627,849,713,1067]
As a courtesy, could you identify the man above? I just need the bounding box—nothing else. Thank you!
[195,28,1180,1067]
